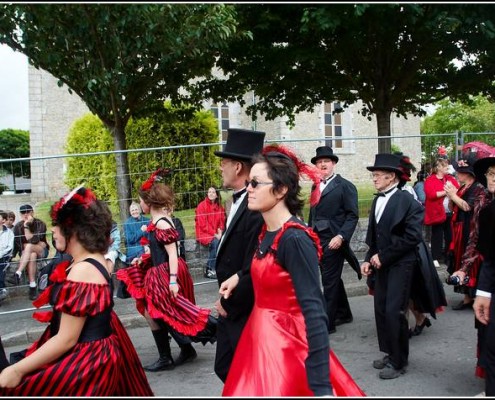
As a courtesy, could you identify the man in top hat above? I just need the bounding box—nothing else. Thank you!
[360,153,424,380]
[473,155,495,396]
[308,146,360,334]
[9,204,49,300]
[212,128,265,382]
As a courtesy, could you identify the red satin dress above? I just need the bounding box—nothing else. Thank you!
[222,222,365,397]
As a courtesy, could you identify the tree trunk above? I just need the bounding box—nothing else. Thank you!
[109,123,131,223]
[376,110,392,154]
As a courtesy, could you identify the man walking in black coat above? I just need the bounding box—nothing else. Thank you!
[213,128,265,382]
[308,146,360,334]
[361,153,424,380]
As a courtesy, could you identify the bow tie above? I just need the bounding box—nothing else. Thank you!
[232,188,246,204]
[321,175,333,184]
[374,186,396,197]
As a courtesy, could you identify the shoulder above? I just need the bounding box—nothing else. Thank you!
[67,259,109,285]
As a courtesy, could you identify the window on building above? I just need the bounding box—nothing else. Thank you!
[211,102,230,142]
[324,101,343,149]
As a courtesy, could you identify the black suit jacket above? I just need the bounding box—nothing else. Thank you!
[216,195,264,321]
[309,174,361,277]
[365,189,424,267]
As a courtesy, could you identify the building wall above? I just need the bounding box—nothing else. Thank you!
[27,65,421,202]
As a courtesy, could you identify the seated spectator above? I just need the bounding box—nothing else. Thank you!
[195,187,226,279]
[9,204,49,300]
[4,211,15,230]
[123,202,149,265]
[105,221,126,273]
[0,211,14,303]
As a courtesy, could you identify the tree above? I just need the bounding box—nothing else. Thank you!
[200,4,484,153]
[0,3,242,219]
[0,128,30,191]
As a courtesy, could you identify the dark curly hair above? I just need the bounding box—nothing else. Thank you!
[50,187,112,253]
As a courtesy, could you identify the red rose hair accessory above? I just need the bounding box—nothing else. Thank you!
[457,159,469,167]
[141,168,173,192]
[262,144,323,206]
[50,184,97,225]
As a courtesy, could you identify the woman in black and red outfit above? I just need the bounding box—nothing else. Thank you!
[445,157,488,310]
[0,185,153,396]
[117,168,217,372]
[219,145,364,396]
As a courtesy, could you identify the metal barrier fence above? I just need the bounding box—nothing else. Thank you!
[1,131,494,313]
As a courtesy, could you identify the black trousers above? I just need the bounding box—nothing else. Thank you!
[430,214,452,262]
[374,259,414,369]
[320,247,352,331]
[214,314,249,383]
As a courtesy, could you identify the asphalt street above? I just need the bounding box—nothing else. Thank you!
[0,271,487,397]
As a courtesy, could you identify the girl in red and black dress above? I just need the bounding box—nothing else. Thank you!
[0,186,153,396]
[117,168,217,372]
[219,145,365,397]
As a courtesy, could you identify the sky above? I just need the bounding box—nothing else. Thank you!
[0,44,29,131]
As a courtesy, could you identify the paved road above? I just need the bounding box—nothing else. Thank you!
[0,272,487,397]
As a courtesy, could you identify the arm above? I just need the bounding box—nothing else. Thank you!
[336,181,359,242]
[278,229,332,396]
[195,201,214,246]
[0,313,86,388]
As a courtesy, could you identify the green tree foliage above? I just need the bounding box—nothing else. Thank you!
[201,4,485,153]
[0,3,242,219]
[0,128,30,177]
[65,102,220,211]
[420,95,495,163]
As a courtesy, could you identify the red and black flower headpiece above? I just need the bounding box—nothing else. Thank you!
[140,168,173,192]
[261,144,323,206]
[50,184,97,226]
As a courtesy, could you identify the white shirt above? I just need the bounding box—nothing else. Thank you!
[218,189,247,254]
[319,174,336,193]
[375,185,398,223]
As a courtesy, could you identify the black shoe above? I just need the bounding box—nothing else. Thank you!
[29,287,38,301]
[452,300,474,311]
[192,314,217,345]
[373,355,390,370]
[411,317,431,336]
[335,316,353,326]
[174,346,198,366]
[328,328,337,334]
[144,356,175,372]
[379,363,406,379]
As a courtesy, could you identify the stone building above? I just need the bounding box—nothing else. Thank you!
[27,66,421,203]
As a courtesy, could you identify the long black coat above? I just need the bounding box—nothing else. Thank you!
[216,196,264,321]
[308,174,361,277]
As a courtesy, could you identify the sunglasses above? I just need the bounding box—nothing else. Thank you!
[245,179,274,189]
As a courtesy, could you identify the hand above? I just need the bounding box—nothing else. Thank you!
[444,182,457,197]
[370,253,382,269]
[328,235,343,250]
[219,273,240,299]
[451,270,467,285]
[144,245,150,254]
[140,225,147,232]
[214,298,227,318]
[169,282,179,299]
[473,296,491,325]
[360,261,372,277]
[0,364,23,388]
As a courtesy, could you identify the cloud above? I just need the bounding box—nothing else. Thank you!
[0,44,29,130]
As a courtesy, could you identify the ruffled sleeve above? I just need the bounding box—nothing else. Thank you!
[53,280,112,317]
[154,227,180,245]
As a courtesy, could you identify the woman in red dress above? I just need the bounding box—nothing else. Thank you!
[117,168,217,372]
[219,145,365,397]
[0,185,153,396]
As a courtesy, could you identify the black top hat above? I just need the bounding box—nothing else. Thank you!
[19,204,33,213]
[214,128,266,161]
[474,156,495,187]
[452,158,476,177]
[366,153,403,174]
[311,146,339,164]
